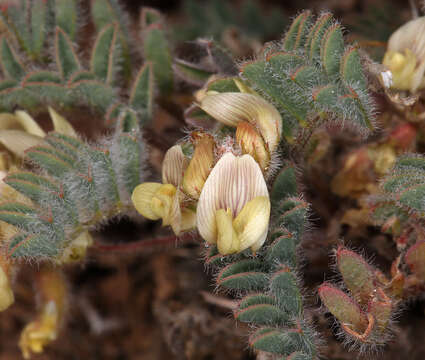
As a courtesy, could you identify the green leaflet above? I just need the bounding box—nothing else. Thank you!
[55,27,81,80]
[142,24,173,96]
[91,23,120,84]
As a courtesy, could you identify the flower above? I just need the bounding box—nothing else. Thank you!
[199,92,282,170]
[19,266,66,359]
[196,152,270,255]
[132,145,196,235]
[382,16,425,93]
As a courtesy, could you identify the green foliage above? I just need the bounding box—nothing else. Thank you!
[240,11,375,142]
[0,1,163,126]
[371,154,425,255]
[206,162,318,358]
[140,9,173,96]
[1,116,146,259]
[318,246,394,347]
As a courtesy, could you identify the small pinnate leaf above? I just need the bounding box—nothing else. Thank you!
[0,37,24,80]
[142,23,173,96]
[336,246,375,305]
[217,259,268,291]
[270,268,303,315]
[55,27,81,80]
[320,24,344,77]
[55,0,78,41]
[318,283,368,333]
[31,0,50,57]
[282,10,312,51]
[235,303,289,325]
[173,59,213,86]
[91,23,119,84]
[271,164,298,205]
[129,62,154,122]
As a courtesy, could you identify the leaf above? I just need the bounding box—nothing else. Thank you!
[336,246,375,305]
[55,27,81,80]
[282,11,312,51]
[91,23,119,84]
[55,0,78,41]
[173,59,213,86]
[31,0,49,56]
[270,268,303,315]
[271,164,298,204]
[0,37,24,80]
[142,24,173,95]
[129,62,154,120]
[318,283,368,333]
[25,146,74,177]
[217,259,268,291]
[320,24,345,77]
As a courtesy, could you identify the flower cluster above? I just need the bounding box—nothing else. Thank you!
[132,91,282,254]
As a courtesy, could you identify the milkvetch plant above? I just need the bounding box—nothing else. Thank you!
[2,2,425,359]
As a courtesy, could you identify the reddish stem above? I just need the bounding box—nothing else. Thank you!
[94,232,199,252]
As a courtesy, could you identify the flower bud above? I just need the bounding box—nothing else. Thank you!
[182,132,215,199]
[199,92,282,154]
[383,16,425,93]
[236,122,270,170]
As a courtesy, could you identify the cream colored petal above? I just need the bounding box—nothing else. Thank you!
[199,92,282,152]
[196,152,269,244]
[131,182,162,220]
[162,145,188,186]
[151,184,177,223]
[0,130,43,158]
[388,17,425,61]
[233,196,270,252]
[168,190,182,235]
[216,208,239,254]
[48,107,77,137]
[14,110,46,137]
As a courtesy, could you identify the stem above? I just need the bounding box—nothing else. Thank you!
[94,232,198,252]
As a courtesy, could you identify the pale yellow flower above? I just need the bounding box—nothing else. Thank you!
[196,152,270,255]
[383,16,425,93]
[132,145,196,235]
[19,266,66,359]
[199,92,282,170]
